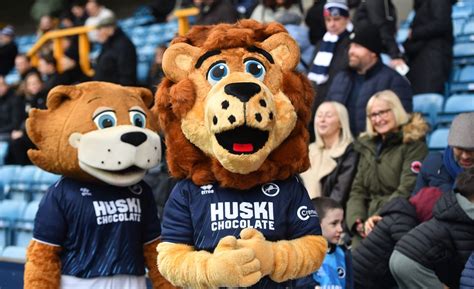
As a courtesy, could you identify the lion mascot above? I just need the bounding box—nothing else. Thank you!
[23,82,176,289]
[154,20,328,289]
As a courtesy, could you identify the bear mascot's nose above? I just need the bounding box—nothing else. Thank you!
[121,132,147,147]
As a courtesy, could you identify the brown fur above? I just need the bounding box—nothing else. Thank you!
[143,240,177,289]
[24,240,62,289]
[154,20,314,189]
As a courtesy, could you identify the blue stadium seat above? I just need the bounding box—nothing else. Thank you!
[428,128,450,150]
[458,65,474,82]
[31,170,60,201]
[412,93,444,127]
[0,165,22,199]
[137,62,150,85]
[4,72,20,86]
[452,3,473,19]
[1,246,27,260]
[453,18,466,37]
[444,94,474,114]
[453,42,474,58]
[0,141,8,166]
[13,201,39,247]
[0,200,27,247]
[9,166,40,201]
[463,20,474,35]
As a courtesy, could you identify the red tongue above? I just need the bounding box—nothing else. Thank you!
[233,143,254,153]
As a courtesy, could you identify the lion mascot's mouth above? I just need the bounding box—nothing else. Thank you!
[215,125,269,154]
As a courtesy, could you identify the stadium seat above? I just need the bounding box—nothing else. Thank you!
[0,141,8,166]
[1,246,27,261]
[8,166,40,201]
[453,42,474,59]
[13,201,39,247]
[428,128,450,150]
[463,20,474,35]
[0,200,27,247]
[453,18,466,37]
[452,3,473,19]
[444,94,474,113]
[458,65,474,82]
[412,93,444,127]
[0,165,22,198]
[31,170,60,201]
[137,62,150,85]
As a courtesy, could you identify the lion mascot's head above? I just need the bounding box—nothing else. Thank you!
[154,20,314,190]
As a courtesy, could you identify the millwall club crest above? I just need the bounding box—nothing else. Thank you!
[261,183,280,197]
[128,184,143,195]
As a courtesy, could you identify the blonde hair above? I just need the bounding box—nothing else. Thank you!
[365,90,409,137]
[315,101,353,148]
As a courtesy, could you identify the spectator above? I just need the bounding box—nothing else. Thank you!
[250,0,303,24]
[37,14,57,36]
[15,54,38,82]
[5,71,46,165]
[460,252,474,289]
[70,1,88,26]
[150,0,176,23]
[350,112,474,289]
[389,167,474,289]
[0,76,23,141]
[352,0,407,70]
[307,0,352,140]
[147,45,166,94]
[404,0,455,95]
[0,25,18,76]
[299,197,353,288]
[346,90,428,247]
[193,0,239,25]
[84,0,114,42]
[93,16,137,86]
[327,23,412,137]
[300,101,358,209]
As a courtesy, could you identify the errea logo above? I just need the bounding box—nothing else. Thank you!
[261,183,280,197]
[80,187,92,196]
[200,184,214,195]
[297,206,318,221]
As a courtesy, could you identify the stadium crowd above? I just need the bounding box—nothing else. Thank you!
[0,0,473,288]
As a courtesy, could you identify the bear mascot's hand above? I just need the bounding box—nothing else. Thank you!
[157,236,262,289]
[237,228,274,276]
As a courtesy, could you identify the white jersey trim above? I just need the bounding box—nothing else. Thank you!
[32,238,61,247]
[144,236,160,245]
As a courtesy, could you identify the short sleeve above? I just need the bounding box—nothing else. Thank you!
[141,182,162,244]
[160,182,194,245]
[287,177,322,238]
[33,182,67,246]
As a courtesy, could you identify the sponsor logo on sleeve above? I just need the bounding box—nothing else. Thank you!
[297,205,318,221]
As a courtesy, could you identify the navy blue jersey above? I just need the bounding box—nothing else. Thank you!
[161,176,322,288]
[33,177,161,278]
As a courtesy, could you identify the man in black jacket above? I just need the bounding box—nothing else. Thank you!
[326,23,412,137]
[0,25,18,76]
[93,16,137,86]
[389,167,474,289]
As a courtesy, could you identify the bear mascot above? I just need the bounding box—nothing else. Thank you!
[23,82,176,289]
[154,20,328,289]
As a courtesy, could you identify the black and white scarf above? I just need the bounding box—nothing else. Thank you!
[308,23,353,85]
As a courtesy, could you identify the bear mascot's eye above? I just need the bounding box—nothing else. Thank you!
[244,59,266,81]
[207,62,229,85]
[93,111,117,129]
[129,110,147,128]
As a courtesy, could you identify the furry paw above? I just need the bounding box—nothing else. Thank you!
[237,228,274,276]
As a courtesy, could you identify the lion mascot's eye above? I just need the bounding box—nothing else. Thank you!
[129,110,147,128]
[207,62,229,85]
[93,111,117,129]
[244,59,266,81]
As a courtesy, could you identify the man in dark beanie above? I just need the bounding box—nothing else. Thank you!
[326,23,412,137]
[389,166,474,289]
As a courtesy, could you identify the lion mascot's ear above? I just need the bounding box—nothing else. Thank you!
[260,32,300,71]
[45,85,82,110]
[162,43,201,82]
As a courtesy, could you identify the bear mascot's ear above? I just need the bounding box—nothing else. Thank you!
[45,85,83,109]
[260,32,300,71]
[162,43,201,82]
[124,86,154,108]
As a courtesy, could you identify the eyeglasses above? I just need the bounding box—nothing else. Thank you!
[368,108,391,120]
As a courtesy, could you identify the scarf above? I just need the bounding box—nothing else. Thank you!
[308,25,352,85]
[443,146,463,182]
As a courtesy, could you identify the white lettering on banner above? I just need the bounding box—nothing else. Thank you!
[93,198,142,225]
[210,202,275,231]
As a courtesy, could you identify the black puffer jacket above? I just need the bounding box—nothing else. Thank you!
[352,197,418,289]
[394,192,474,289]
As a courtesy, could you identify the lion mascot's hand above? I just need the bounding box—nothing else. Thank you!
[157,236,262,289]
[237,228,328,282]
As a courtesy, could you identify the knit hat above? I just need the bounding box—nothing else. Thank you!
[349,23,383,54]
[448,112,474,150]
[324,0,349,17]
[1,25,15,38]
[96,16,117,28]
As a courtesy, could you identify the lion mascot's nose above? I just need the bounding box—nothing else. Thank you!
[224,82,261,103]
[121,132,147,147]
